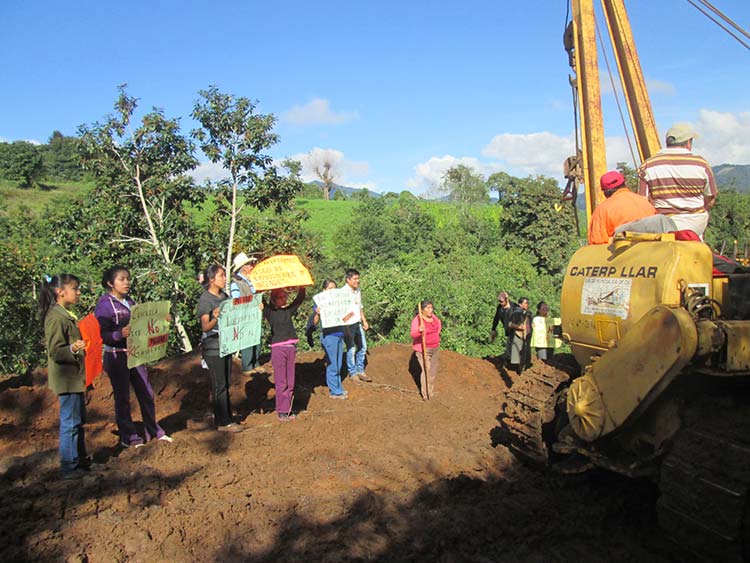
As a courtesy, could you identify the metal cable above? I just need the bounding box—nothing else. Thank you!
[696,0,750,41]
[685,0,750,50]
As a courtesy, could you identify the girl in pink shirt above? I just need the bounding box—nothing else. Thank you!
[410,300,442,400]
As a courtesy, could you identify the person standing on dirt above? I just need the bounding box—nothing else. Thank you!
[410,300,442,400]
[230,252,262,374]
[490,291,516,367]
[197,264,243,433]
[638,123,718,239]
[263,287,306,421]
[507,297,533,374]
[39,274,92,479]
[531,301,555,362]
[342,269,372,382]
[95,265,173,448]
[311,279,348,399]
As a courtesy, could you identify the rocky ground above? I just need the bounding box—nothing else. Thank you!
[0,343,678,562]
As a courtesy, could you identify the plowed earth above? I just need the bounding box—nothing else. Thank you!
[0,344,675,562]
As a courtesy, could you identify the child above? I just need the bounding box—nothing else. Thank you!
[39,274,89,479]
[263,287,306,421]
[410,300,442,400]
[94,265,172,448]
[197,265,243,432]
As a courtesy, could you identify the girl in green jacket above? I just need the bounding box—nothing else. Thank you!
[39,274,89,479]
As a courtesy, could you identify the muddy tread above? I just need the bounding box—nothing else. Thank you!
[657,400,750,561]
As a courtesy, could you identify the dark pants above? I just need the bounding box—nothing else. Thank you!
[204,355,233,427]
[240,343,262,372]
[104,351,164,444]
[271,344,296,414]
[59,392,86,473]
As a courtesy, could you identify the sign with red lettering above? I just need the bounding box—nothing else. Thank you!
[218,295,262,357]
[126,301,171,368]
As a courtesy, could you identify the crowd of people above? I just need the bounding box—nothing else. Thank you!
[37,122,717,480]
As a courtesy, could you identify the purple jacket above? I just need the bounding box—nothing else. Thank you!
[94,294,135,349]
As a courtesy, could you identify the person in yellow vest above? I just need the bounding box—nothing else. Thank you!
[531,302,561,363]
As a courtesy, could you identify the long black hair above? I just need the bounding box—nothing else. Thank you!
[202,264,225,289]
[38,274,80,321]
[101,264,129,290]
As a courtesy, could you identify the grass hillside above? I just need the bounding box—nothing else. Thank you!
[0,179,94,214]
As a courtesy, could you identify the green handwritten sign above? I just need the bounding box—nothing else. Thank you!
[127,301,171,369]
[218,295,262,357]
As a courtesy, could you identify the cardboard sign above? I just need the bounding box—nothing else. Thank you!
[312,287,355,328]
[126,301,171,369]
[218,294,262,357]
[78,313,103,386]
[248,255,313,292]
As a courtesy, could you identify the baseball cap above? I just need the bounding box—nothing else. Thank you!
[600,170,626,191]
[666,123,698,144]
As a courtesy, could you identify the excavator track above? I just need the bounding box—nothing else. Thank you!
[500,359,573,466]
[657,396,750,562]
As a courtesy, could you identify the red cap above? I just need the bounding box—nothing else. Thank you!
[600,171,626,191]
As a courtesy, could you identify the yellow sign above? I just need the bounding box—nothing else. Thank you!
[248,255,313,291]
[126,301,171,369]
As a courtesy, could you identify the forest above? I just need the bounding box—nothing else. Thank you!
[2,86,749,377]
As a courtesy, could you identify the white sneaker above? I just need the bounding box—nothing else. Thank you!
[158,435,174,443]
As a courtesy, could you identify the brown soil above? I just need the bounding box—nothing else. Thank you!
[0,344,675,562]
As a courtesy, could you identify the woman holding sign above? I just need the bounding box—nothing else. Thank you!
[312,280,347,399]
[410,300,442,400]
[197,265,243,433]
[95,266,172,447]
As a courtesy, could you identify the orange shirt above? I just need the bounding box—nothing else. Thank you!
[588,188,656,245]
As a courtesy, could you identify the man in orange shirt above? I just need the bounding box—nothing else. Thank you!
[588,170,656,245]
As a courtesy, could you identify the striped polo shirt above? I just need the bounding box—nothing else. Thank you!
[638,147,717,214]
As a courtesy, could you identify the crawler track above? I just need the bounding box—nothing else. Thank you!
[500,361,573,465]
[657,396,750,561]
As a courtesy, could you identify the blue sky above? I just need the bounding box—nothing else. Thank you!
[2,1,748,195]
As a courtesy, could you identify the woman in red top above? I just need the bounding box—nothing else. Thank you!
[410,300,442,400]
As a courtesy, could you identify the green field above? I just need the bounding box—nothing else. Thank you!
[1,179,94,214]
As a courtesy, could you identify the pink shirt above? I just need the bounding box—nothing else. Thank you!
[410,314,442,352]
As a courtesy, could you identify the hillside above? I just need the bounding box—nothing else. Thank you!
[714,164,750,192]
[0,345,671,561]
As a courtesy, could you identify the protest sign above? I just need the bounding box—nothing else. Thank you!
[312,287,355,328]
[218,294,262,357]
[249,255,313,291]
[78,313,103,386]
[126,301,171,369]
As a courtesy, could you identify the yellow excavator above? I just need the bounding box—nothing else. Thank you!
[500,1,750,560]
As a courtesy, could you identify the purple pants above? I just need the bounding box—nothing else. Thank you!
[271,344,296,415]
[104,351,165,444]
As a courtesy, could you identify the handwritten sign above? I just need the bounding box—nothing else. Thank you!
[248,255,313,292]
[218,294,262,357]
[312,287,355,328]
[127,301,171,369]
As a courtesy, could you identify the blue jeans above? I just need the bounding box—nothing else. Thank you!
[346,324,367,375]
[59,393,86,473]
[240,343,261,371]
[322,333,345,395]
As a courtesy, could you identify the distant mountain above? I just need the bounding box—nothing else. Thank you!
[713,164,750,193]
[310,180,382,198]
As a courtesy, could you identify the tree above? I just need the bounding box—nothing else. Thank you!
[616,161,639,192]
[191,85,279,285]
[499,174,579,278]
[77,85,202,351]
[0,141,44,186]
[441,165,490,204]
[486,171,517,202]
[43,131,84,181]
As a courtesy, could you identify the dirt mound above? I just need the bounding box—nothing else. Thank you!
[0,345,671,562]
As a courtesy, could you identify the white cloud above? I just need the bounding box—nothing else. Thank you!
[282,98,358,126]
[406,155,504,195]
[0,135,42,145]
[190,160,230,183]
[691,110,750,165]
[647,78,676,95]
[289,147,373,187]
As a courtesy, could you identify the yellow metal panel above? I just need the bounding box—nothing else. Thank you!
[561,238,713,367]
[725,321,750,371]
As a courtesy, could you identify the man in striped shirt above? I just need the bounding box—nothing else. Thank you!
[638,123,718,239]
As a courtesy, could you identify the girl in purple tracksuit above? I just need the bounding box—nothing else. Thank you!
[94,265,172,447]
